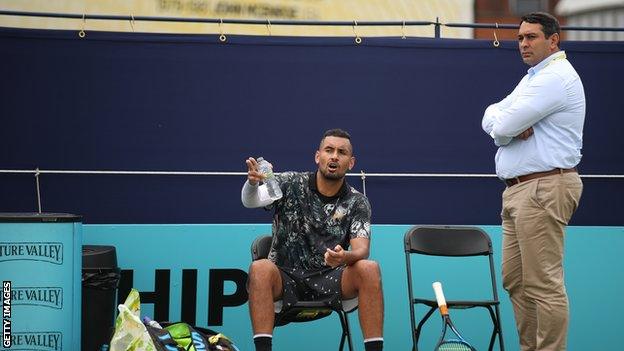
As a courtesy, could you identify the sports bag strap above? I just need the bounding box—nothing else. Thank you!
[185,324,236,351]
[185,325,211,351]
[145,324,185,351]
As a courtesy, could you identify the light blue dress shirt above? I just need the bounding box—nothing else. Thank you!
[482,50,585,179]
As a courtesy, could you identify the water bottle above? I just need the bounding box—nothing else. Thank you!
[257,157,283,200]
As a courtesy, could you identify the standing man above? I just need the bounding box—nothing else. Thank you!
[241,128,384,351]
[481,12,584,351]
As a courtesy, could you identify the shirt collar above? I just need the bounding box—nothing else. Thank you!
[528,50,566,76]
[308,171,349,202]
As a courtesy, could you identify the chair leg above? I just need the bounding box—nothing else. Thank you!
[485,306,505,351]
[495,307,505,351]
[484,306,496,351]
[414,306,436,351]
[338,311,353,351]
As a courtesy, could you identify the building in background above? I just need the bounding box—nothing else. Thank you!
[474,0,564,40]
[0,0,474,38]
[1,1,621,40]
[556,0,624,40]
[473,0,624,41]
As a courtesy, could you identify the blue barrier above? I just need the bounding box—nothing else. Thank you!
[1,28,623,226]
[83,224,623,350]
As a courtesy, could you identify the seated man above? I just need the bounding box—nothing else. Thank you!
[241,128,384,351]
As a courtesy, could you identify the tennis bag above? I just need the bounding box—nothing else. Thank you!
[146,322,240,351]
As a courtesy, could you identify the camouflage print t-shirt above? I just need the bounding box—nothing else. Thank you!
[266,171,371,270]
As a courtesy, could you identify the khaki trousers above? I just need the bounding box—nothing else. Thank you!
[501,172,582,351]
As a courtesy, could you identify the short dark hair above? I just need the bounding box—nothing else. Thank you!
[322,128,351,141]
[320,128,353,154]
[521,12,561,42]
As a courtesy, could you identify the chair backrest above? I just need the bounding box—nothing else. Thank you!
[403,225,504,351]
[251,235,272,261]
[404,225,492,257]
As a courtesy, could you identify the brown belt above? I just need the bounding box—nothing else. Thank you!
[504,168,577,187]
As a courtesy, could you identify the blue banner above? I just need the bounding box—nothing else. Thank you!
[83,224,624,350]
[1,28,623,225]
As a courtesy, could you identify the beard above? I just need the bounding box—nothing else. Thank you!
[318,166,345,180]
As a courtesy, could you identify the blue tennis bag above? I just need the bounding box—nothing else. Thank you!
[146,322,240,351]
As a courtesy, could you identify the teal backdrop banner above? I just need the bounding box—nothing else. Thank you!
[83,224,623,351]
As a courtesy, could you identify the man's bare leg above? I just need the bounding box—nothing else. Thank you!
[342,259,384,350]
[248,259,283,351]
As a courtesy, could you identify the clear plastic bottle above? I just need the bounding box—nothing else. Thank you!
[257,157,283,201]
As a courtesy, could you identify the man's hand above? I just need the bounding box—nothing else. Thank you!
[516,126,534,140]
[245,157,266,186]
[324,245,347,268]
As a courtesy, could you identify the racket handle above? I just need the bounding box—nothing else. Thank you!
[432,281,449,315]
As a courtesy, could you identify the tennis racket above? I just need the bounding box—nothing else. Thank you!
[432,281,477,351]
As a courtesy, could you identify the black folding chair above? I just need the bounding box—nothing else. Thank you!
[404,225,505,351]
[250,235,357,351]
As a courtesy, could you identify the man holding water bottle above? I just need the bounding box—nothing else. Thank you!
[241,128,384,351]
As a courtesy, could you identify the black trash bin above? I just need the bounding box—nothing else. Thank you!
[82,245,120,351]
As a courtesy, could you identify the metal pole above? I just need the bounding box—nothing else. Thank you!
[435,17,441,38]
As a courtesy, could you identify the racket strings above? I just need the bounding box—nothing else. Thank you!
[436,340,473,351]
